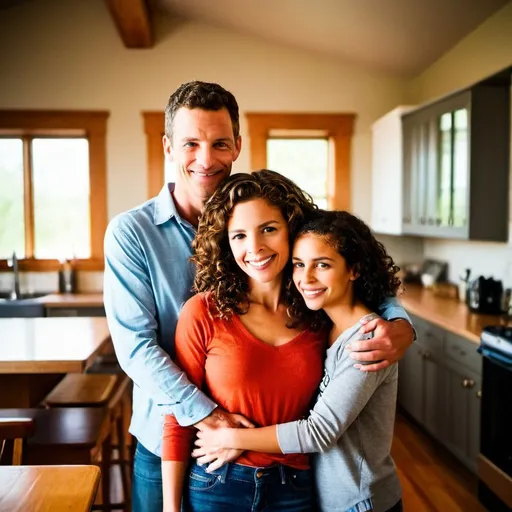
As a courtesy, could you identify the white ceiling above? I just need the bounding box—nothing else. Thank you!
[156,0,509,77]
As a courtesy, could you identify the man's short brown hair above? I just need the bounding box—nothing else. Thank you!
[165,81,240,140]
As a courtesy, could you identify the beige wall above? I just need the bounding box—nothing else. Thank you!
[0,0,408,222]
[403,1,512,287]
[0,0,411,291]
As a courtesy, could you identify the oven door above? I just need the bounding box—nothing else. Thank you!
[478,348,512,511]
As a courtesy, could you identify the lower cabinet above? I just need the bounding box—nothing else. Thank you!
[398,314,482,474]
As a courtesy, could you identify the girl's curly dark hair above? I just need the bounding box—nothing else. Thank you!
[192,170,317,319]
[287,210,402,331]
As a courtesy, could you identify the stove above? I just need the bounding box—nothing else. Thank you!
[477,325,512,511]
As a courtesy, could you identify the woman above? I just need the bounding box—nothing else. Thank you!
[194,209,404,512]
[161,171,409,512]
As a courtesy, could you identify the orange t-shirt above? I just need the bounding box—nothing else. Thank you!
[161,293,326,469]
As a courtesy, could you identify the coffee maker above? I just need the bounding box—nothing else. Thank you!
[467,276,503,314]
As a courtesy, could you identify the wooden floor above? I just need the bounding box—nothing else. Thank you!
[392,413,486,512]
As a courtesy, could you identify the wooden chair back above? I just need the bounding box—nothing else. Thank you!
[0,418,35,465]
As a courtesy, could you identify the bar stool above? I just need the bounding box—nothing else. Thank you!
[0,408,111,509]
[43,372,132,511]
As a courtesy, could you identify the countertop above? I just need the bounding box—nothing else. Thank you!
[0,317,110,373]
[37,293,104,308]
[400,284,506,344]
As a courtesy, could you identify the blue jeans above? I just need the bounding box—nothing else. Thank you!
[183,460,315,511]
[132,442,163,512]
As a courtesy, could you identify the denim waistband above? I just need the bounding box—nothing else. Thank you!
[191,460,310,485]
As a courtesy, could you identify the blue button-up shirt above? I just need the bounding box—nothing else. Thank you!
[104,184,412,457]
[104,184,217,456]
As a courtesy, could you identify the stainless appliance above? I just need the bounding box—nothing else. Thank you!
[477,326,512,511]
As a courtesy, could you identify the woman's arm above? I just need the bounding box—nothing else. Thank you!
[161,296,212,509]
[162,461,188,512]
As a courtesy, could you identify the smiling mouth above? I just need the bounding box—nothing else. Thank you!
[191,170,222,177]
[246,255,275,269]
[301,289,326,298]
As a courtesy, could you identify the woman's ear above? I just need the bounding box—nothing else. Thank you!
[349,265,360,281]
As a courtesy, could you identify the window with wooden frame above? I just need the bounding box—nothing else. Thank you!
[143,112,166,199]
[0,110,109,271]
[142,111,355,209]
[246,113,355,210]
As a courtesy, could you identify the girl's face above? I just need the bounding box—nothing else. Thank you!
[227,198,290,285]
[292,233,357,311]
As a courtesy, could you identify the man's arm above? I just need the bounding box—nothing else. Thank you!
[348,297,414,372]
[103,218,216,426]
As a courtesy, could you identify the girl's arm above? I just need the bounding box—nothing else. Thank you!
[195,332,394,458]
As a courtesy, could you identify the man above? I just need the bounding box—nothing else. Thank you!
[103,81,414,512]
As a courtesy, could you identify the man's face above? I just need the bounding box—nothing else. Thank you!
[163,107,241,204]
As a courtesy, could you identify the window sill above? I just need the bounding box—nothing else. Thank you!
[0,259,104,272]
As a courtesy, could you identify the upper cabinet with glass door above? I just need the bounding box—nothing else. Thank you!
[402,77,510,241]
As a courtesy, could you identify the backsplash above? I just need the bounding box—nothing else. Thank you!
[376,234,425,270]
[0,271,104,294]
[424,237,512,288]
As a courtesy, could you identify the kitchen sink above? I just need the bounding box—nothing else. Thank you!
[0,292,49,318]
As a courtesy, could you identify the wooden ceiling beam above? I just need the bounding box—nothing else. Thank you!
[106,0,153,48]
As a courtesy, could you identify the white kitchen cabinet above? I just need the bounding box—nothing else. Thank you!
[371,106,415,235]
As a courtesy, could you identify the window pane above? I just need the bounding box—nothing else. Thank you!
[453,109,468,227]
[32,138,90,259]
[437,114,452,226]
[0,139,25,259]
[266,139,329,207]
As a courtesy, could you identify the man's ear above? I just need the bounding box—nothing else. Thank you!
[163,135,174,162]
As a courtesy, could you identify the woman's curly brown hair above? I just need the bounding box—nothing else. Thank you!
[192,170,317,320]
[287,210,402,331]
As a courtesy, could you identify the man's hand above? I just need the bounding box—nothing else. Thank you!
[347,318,414,372]
[195,408,253,431]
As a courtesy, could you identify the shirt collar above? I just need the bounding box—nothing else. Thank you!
[153,183,178,225]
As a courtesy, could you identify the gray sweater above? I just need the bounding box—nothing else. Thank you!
[276,314,401,512]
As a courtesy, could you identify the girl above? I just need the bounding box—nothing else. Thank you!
[194,209,403,512]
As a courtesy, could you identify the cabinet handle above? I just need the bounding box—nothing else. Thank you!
[476,390,482,399]
[436,218,441,226]
[420,217,426,225]
[422,351,430,360]
[461,379,475,389]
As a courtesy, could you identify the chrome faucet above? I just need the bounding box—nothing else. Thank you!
[7,251,20,300]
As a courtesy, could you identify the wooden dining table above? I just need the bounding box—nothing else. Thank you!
[0,465,100,512]
[0,317,111,407]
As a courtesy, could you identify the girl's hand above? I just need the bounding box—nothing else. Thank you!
[196,426,233,449]
[192,428,241,472]
[191,445,243,473]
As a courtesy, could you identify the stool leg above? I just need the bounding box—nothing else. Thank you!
[101,433,112,512]
[116,412,131,511]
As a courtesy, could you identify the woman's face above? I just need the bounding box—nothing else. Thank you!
[292,233,357,311]
[227,198,290,285]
